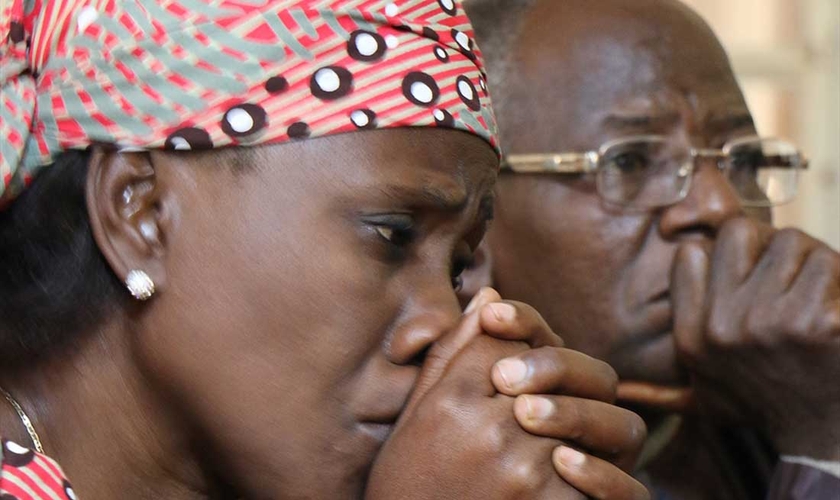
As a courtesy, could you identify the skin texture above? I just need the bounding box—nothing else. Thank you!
[0,128,648,499]
[463,0,840,496]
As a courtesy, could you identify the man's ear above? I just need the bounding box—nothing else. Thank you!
[458,239,494,309]
[86,149,168,294]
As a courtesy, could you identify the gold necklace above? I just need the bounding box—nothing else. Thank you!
[0,386,44,454]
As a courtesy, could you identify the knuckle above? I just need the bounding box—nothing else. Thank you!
[597,361,620,399]
[810,246,840,274]
[625,412,648,450]
[505,460,545,492]
[772,228,805,252]
[475,419,508,457]
[706,314,736,347]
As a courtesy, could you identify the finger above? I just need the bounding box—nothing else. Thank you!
[784,245,840,339]
[710,218,764,296]
[403,287,501,415]
[493,347,618,402]
[515,395,646,472]
[479,300,564,348]
[672,243,710,359]
[747,229,818,297]
[616,381,696,414]
[553,446,651,500]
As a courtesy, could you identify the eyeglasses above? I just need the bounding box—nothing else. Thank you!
[503,135,809,209]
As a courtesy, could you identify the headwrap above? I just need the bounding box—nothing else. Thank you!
[0,0,498,205]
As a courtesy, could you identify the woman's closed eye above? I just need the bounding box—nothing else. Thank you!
[362,213,417,260]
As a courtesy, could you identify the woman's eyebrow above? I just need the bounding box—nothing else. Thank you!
[377,183,469,212]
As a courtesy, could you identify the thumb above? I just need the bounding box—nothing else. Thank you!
[672,243,710,362]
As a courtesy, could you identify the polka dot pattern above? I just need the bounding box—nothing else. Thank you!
[350,109,377,129]
[265,76,289,94]
[2,0,501,206]
[1,438,73,499]
[310,66,353,100]
[402,71,440,107]
[456,75,480,111]
[165,127,213,150]
[8,22,25,43]
[451,28,476,60]
[433,108,455,128]
[2,440,34,468]
[288,121,311,139]
[347,30,387,62]
[438,0,457,15]
[221,104,268,138]
[433,46,450,63]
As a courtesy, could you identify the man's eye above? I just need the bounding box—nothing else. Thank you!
[612,152,649,173]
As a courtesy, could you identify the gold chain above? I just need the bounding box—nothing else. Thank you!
[0,386,44,454]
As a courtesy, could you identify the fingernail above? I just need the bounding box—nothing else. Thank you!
[555,446,586,467]
[489,302,516,322]
[523,395,553,419]
[464,288,488,314]
[495,358,528,389]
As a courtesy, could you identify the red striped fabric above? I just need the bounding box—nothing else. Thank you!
[0,0,499,207]
[0,438,75,500]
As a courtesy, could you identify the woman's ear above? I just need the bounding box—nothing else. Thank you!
[457,239,494,310]
[86,149,168,295]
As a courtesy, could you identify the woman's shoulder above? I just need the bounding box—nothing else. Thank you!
[0,436,76,499]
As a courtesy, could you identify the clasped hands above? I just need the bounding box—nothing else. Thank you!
[366,288,650,500]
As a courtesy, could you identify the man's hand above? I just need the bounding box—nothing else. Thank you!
[365,288,649,500]
[671,218,840,460]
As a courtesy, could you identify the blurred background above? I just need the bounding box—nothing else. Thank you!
[683,0,840,249]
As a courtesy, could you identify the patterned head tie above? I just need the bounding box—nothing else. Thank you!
[0,0,499,206]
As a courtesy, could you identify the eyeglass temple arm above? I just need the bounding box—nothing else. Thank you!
[503,152,599,173]
[691,148,810,170]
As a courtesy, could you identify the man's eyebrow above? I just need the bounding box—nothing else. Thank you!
[706,111,755,132]
[602,111,682,131]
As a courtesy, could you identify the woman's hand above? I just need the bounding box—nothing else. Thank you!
[365,288,649,500]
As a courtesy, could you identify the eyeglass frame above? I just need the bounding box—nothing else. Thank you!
[502,135,809,208]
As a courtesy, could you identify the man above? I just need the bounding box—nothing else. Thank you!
[462,0,840,498]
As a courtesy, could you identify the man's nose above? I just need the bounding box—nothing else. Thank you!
[386,274,462,366]
[659,157,744,240]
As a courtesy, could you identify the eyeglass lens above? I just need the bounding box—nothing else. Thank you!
[595,137,802,208]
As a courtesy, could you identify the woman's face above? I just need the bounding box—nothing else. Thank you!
[134,128,498,497]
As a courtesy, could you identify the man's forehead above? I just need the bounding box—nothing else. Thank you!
[501,0,749,151]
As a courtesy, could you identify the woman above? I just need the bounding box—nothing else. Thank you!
[0,0,648,498]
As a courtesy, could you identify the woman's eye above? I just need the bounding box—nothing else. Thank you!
[374,224,415,247]
[362,214,416,249]
[375,226,395,242]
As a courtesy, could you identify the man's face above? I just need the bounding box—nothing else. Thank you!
[481,0,766,385]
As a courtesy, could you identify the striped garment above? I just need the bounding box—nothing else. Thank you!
[0,438,75,500]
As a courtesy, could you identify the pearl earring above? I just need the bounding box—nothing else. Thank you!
[125,270,155,300]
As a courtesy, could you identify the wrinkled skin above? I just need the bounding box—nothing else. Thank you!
[462,0,840,496]
[0,128,648,499]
